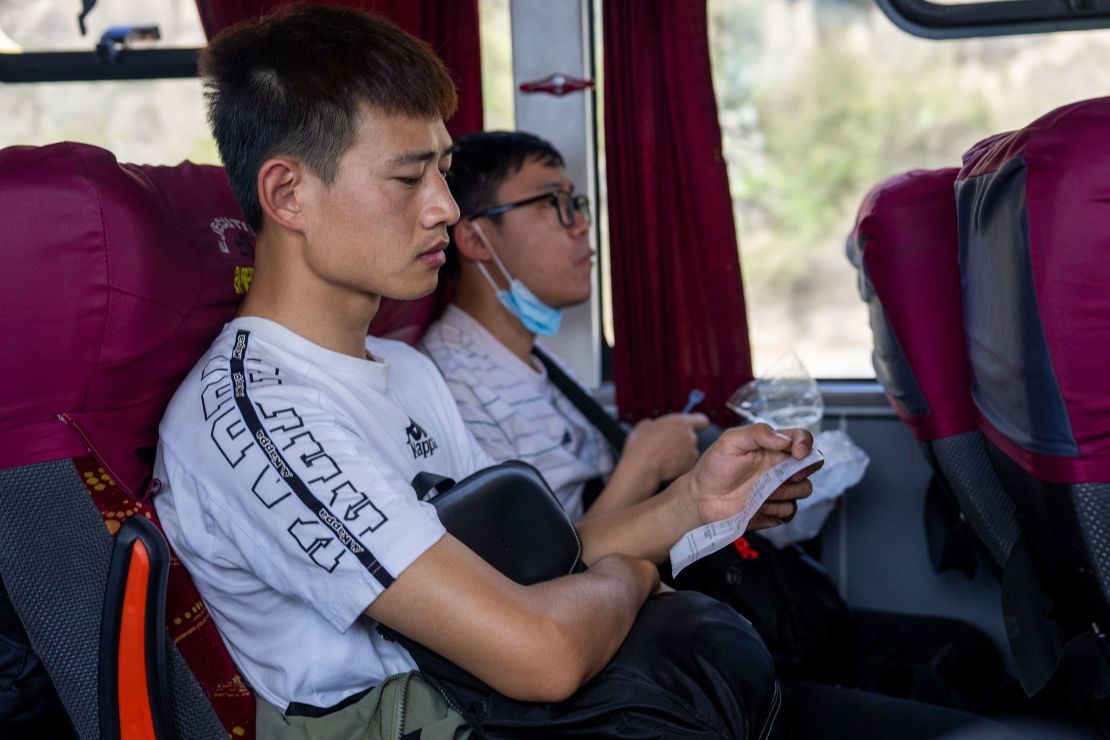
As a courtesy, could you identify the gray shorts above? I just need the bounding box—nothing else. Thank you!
[255,672,470,740]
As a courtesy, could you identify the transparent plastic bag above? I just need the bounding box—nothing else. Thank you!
[761,429,870,547]
[726,352,869,546]
[726,350,824,430]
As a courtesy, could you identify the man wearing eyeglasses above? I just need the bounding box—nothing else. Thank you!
[422,131,709,522]
[421,131,1013,726]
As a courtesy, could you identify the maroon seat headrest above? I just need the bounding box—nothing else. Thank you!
[848,167,974,441]
[0,142,254,496]
[367,291,443,345]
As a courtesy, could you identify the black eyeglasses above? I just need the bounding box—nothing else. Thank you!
[467,190,591,229]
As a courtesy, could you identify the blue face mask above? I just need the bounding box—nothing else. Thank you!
[495,279,563,336]
[473,224,563,336]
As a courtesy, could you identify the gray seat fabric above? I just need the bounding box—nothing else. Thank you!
[932,432,1020,570]
[1073,483,1110,612]
[0,458,225,740]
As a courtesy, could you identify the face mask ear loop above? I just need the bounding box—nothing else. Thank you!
[475,261,501,295]
[469,222,508,296]
[471,221,514,286]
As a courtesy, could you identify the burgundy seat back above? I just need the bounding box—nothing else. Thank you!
[848,167,1018,574]
[849,167,973,441]
[958,98,1110,485]
[368,291,444,345]
[0,142,256,496]
[0,142,255,739]
[957,97,1110,703]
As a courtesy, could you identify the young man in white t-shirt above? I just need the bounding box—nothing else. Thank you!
[153,7,821,738]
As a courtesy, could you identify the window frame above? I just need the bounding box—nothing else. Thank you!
[0,49,198,83]
[876,0,1110,40]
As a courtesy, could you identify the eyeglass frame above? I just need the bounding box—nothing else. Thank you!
[466,190,591,229]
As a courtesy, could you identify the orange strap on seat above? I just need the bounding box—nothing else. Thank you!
[117,540,156,740]
[100,516,174,740]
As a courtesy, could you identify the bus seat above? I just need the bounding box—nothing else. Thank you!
[847,167,1019,578]
[0,142,254,739]
[368,290,445,345]
[957,96,1110,710]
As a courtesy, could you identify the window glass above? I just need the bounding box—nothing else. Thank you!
[0,0,214,165]
[0,0,205,51]
[479,0,515,131]
[709,0,1110,377]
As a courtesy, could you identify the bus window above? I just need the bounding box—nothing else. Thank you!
[0,0,213,164]
[479,0,514,132]
[707,0,1110,378]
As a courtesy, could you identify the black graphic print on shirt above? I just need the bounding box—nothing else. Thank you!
[200,330,393,586]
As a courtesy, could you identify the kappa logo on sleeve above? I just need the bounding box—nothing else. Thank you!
[405,418,439,460]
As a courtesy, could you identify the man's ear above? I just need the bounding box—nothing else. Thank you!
[257,157,305,233]
[453,218,493,262]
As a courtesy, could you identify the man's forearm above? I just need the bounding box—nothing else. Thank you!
[368,537,658,703]
[575,474,702,566]
[526,554,658,689]
[580,457,659,519]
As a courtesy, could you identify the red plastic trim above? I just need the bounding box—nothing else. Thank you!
[117,541,156,740]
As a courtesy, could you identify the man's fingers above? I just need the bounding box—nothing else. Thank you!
[789,460,824,483]
[767,479,813,502]
[715,423,793,456]
[757,499,798,523]
[714,424,815,459]
[684,412,711,431]
[778,427,814,459]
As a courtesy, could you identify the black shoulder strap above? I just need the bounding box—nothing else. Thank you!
[411,472,456,501]
[532,346,627,454]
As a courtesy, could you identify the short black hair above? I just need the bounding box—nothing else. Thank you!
[200,5,458,231]
[443,131,564,278]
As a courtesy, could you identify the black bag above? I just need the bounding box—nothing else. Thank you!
[392,463,781,739]
[671,532,856,681]
[411,460,582,584]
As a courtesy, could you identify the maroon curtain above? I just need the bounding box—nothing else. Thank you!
[603,0,752,424]
[193,0,483,137]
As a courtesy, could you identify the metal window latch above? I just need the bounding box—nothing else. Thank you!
[519,73,594,97]
[97,25,161,63]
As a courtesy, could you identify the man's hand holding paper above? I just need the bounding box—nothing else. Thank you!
[672,424,824,577]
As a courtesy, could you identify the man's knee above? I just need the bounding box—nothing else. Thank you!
[615,591,778,738]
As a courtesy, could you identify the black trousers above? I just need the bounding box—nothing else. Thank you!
[404,590,780,739]
[399,589,993,740]
[671,537,1011,715]
[849,608,1008,713]
[774,680,997,740]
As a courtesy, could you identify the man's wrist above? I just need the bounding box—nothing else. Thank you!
[666,472,704,530]
[611,455,661,495]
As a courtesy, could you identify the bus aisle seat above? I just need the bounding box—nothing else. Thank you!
[0,141,256,739]
[847,166,1020,579]
[956,96,1110,720]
